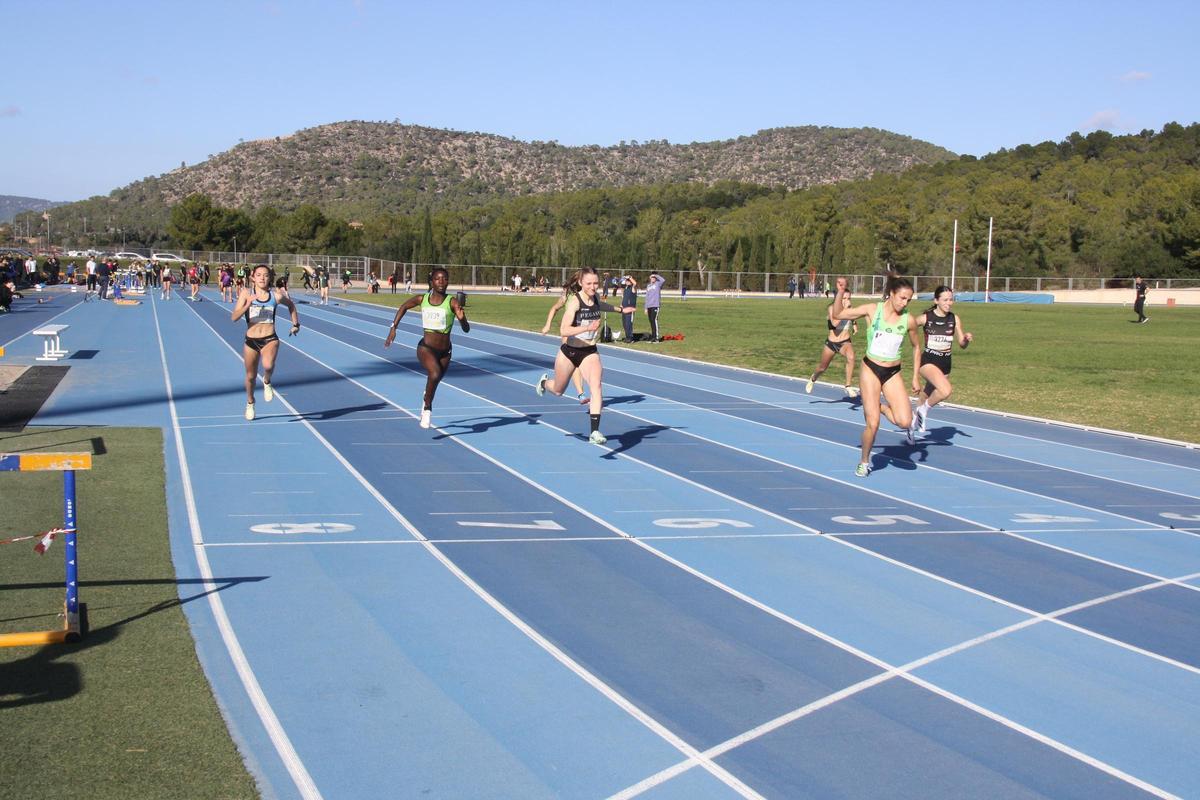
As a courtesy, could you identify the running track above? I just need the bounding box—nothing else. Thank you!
[3,288,1199,799]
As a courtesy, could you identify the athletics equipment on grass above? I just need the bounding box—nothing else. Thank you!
[0,452,92,647]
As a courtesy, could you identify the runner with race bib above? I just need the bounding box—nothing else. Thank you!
[832,276,922,477]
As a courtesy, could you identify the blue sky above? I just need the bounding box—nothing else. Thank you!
[3,0,1197,201]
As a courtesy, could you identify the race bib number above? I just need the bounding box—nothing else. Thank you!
[248,304,273,323]
[927,334,953,353]
[871,329,903,360]
[422,306,448,330]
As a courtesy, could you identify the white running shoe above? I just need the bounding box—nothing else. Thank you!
[845,385,859,398]
[535,373,547,396]
[263,383,274,403]
[914,403,927,433]
[588,430,608,445]
[905,427,915,446]
[419,409,431,429]
[244,403,255,421]
[805,379,814,394]
[854,462,871,478]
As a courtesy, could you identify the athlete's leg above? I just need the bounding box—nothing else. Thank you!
[920,363,953,408]
[259,339,281,392]
[243,345,260,404]
[842,343,857,391]
[572,368,587,402]
[416,343,450,410]
[578,352,604,416]
[543,350,576,397]
[879,372,914,430]
[857,363,882,467]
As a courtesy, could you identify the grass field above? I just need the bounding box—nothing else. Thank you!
[350,291,1200,444]
[0,427,258,800]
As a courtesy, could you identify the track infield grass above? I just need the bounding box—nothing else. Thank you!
[349,291,1199,444]
[0,426,258,800]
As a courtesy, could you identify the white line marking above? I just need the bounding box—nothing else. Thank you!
[152,296,321,800]
[199,308,766,799]
[229,513,363,518]
[301,301,1200,791]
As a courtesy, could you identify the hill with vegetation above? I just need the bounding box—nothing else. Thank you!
[30,122,955,241]
[0,195,64,223]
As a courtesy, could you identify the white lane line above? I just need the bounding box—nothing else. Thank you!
[689,469,785,474]
[789,506,901,511]
[429,510,555,515]
[307,311,1200,790]
[195,310,765,799]
[218,471,328,476]
[382,471,489,475]
[610,572,1200,800]
[229,513,364,518]
[153,296,322,800]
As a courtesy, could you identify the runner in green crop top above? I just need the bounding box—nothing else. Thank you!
[832,276,922,477]
[384,267,470,430]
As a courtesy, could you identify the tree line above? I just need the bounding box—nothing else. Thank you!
[27,123,1200,279]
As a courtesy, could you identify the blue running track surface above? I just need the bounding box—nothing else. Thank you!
[7,287,1199,799]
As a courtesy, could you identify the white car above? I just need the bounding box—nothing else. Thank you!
[151,252,189,263]
[114,252,145,260]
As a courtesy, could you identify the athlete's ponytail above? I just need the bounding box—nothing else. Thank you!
[926,285,951,315]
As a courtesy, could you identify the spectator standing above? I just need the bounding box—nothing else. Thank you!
[645,271,665,342]
[388,270,398,294]
[96,258,112,300]
[1133,276,1149,324]
[619,275,638,341]
[85,257,98,297]
[788,275,797,299]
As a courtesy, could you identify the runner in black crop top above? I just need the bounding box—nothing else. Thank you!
[911,287,973,435]
[534,268,618,445]
[230,264,300,421]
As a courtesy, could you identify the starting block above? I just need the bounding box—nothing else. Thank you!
[0,452,92,647]
[33,324,69,361]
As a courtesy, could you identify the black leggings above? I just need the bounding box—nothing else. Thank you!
[647,307,660,340]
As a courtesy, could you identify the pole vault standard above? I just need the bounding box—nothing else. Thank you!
[0,452,91,647]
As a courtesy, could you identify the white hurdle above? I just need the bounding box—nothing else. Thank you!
[33,324,70,361]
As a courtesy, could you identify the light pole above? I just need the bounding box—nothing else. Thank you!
[233,236,238,263]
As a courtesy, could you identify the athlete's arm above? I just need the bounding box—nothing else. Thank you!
[230,289,251,322]
[278,290,301,335]
[452,296,470,333]
[957,315,972,349]
[833,295,874,321]
[541,296,565,334]
[384,295,423,347]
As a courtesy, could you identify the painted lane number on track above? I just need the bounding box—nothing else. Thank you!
[250,522,357,535]
[830,514,928,526]
[654,518,753,529]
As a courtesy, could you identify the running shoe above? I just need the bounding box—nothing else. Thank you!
[588,430,608,445]
[854,462,871,478]
[535,373,547,396]
[244,403,255,421]
[845,385,859,398]
[805,379,814,394]
[905,427,915,446]
[263,382,274,402]
[914,403,927,433]
[577,392,589,405]
[419,409,431,429]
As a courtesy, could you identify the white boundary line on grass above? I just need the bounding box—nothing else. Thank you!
[151,296,323,800]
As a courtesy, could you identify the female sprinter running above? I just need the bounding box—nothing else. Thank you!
[383,267,469,429]
[541,280,589,404]
[805,290,859,397]
[911,285,973,434]
[832,276,922,476]
[231,265,300,421]
[535,267,618,444]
